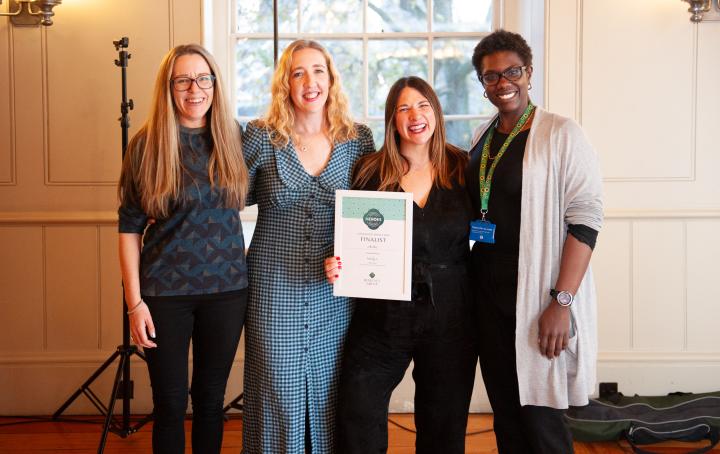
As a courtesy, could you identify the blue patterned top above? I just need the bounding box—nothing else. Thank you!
[118,125,248,297]
[241,120,375,454]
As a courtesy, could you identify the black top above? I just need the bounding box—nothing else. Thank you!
[466,129,528,257]
[465,128,598,258]
[353,171,473,308]
[118,125,248,297]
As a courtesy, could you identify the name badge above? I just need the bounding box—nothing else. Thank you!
[470,220,496,244]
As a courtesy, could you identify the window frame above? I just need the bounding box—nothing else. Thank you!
[205,0,544,136]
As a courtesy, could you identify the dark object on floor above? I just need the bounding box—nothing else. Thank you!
[566,391,720,453]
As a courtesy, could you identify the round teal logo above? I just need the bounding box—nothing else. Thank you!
[363,209,384,230]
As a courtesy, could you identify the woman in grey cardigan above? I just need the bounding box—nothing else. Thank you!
[466,30,603,453]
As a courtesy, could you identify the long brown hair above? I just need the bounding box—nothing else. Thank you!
[260,40,356,149]
[118,44,248,218]
[353,76,467,191]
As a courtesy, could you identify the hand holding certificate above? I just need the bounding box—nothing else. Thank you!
[332,190,413,301]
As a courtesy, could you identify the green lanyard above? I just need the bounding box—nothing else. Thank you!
[478,102,535,220]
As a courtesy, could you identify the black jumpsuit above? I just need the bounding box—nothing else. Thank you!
[337,172,477,454]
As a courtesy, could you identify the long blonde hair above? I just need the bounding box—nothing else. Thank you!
[261,40,356,148]
[118,43,248,218]
[354,76,467,191]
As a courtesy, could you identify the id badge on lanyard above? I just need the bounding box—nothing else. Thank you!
[470,219,496,244]
[473,102,535,246]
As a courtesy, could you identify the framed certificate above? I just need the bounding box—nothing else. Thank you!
[333,189,413,301]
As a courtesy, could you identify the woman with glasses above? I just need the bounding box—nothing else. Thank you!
[327,76,477,454]
[467,30,603,453]
[240,40,375,453]
[118,44,248,454]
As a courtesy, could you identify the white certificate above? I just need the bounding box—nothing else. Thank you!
[333,189,413,301]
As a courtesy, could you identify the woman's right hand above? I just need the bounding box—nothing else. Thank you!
[324,256,342,284]
[128,301,157,348]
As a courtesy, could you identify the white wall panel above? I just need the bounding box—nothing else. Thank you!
[593,219,632,351]
[0,20,13,184]
[632,221,685,351]
[44,0,172,185]
[45,226,99,351]
[0,227,44,352]
[693,25,720,208]
[582,0,694,181]
[99,226,122,349]
[599,357,720,396]
[686,220,720,351]
[545,0,578,117]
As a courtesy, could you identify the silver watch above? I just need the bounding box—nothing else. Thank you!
[550,288,574,307]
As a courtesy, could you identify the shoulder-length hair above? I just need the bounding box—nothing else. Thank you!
[261,39,356,149]
[118,43,247,218]
[354,76,467,191]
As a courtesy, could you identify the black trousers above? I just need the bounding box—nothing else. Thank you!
[143,289,247,454]
[473,251,574,454]
[337,286,477,454]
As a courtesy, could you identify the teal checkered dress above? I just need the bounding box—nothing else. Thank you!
[241,121,375,454]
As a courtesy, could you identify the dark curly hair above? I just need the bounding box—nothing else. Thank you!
[472,29,533,79]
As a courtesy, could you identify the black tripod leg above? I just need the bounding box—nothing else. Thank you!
[98,351,127,454]
[53,349,121,419]
[134,348,147,361]
[223,392,244,414]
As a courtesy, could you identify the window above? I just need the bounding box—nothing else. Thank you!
[222,0,503,148]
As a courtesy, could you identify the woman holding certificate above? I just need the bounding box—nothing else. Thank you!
[326,76,477,453]
[241,40,375,453]
[466,30,603,453]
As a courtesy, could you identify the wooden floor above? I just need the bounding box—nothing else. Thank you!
[1,414,718,453]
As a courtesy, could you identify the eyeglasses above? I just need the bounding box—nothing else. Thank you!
[478,66,528,86]
[171,74,216,91]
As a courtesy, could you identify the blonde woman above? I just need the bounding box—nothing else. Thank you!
[118,44,248,454]
[241,40,375,453]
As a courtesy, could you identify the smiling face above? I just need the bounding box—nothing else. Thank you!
[288,48,330,116]
[394,87,437,149]
[171,53,214,128]
[481,50,532,123]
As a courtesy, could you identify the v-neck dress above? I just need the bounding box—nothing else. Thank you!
[241,121,375,454]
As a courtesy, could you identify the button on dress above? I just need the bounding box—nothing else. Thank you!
[241,121,375,454]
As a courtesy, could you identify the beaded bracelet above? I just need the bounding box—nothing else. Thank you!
[126,300,146,315]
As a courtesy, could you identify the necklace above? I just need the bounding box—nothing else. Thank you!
[294,131,324,153]
[294,135,309,152]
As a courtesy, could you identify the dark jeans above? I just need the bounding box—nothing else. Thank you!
[337,288,477,454]
[143,289,247,454]
[473,251,573,454]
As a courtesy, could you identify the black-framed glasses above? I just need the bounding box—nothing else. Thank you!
[171,74,216,91]
[478,66,528,86]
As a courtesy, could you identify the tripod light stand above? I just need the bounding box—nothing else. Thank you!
[52,36,152,454]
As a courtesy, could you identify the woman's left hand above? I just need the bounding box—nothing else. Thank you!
[538,303,570,359]
[324,256,342,284]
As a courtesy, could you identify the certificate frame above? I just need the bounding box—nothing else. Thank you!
[333,189,413,301]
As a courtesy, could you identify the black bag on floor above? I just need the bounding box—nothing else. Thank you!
[565,391,720,454]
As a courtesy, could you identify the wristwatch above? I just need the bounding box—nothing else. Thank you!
[550,288,574,307]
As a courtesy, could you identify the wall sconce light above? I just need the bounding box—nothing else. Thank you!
[682,0,720,22]
[0,0,62,26]
[683,0,711,22]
